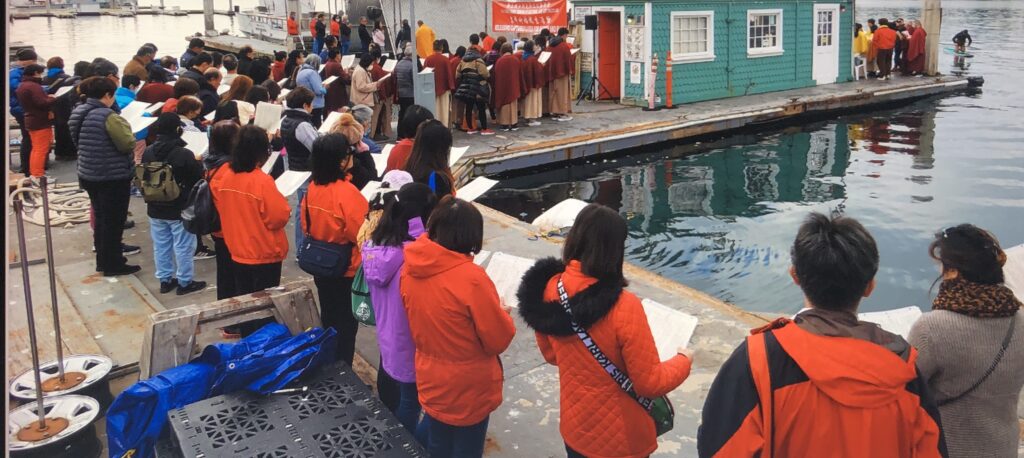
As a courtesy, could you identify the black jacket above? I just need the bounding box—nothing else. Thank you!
[249,58,272,85]
[237,56,253,77]
[141,135,204,220]
[197,82,219,116]
[349,150,377,190]
[279,109,314,171]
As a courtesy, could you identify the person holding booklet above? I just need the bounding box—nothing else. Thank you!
[369,46,396,141]
[280,87,320,258]
[322,49,351,115]
[545,29,575,122]
[210,125,290,335]
[518,203,693,458]
[423,40,455,128]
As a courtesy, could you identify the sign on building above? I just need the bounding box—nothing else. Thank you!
[492,0,568,34]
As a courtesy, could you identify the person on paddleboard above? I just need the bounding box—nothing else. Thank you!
[953,30,972,53]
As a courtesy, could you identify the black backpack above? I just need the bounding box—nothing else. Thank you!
[181,164,222,235]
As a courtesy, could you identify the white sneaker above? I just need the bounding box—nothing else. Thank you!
[527,120,541,127]
[555,115,573,122]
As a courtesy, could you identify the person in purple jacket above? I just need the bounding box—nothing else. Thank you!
[362,176,438,433]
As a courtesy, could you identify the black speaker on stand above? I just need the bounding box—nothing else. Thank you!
[577,14,614,104]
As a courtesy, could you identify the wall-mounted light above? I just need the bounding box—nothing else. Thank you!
[627,14,635,25]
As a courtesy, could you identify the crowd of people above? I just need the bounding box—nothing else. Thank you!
[854,17,930,80]
[8,27,1022,458]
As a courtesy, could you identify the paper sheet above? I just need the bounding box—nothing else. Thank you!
[128,116,157,134]
[377,72,392,82]
[448,146,469,166]
[419,58,425,66]
[360,180,382,200]
[54,85,74,97]
[567,36,576,45]
[261,150,281,174]
[457,177,498,203]
[204,111,216,121]
[1005,244,1024,301]
[181,131,209,157]
[341,55,355,69]
[858,306,923,340]
[253,101,284,132]
[217,84,230,96]
[484,252,535,308]
[274,170,311,197]
[419,67,433,74]
[641,299,699,360]
[374,144,393,177]
[487,65,493,72]
[277,77,289,88]
[570,48,580,56]
[382,59,397,72]
[531,198,589,232]
[538,51,552,65]
[474,250,493,267]
[120,101,152,121]
[322,75,339,86]
[278,88,291,101]
[144,101,165,114]
[319,111,343,134]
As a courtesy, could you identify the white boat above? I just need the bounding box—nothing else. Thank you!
[237,0,316,42]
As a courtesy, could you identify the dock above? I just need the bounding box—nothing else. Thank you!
[10,6,236,18]
[457,75,981,178]
[199,33,313,58]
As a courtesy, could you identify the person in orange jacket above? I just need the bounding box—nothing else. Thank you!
[300,133,369,365]
[873,18,899,80]
[697,213,947,458]
[286,12,299,50]
[400,196,515,457]
[518,204,693,458]
[210,124,290,297]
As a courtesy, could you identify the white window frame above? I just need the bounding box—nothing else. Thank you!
[670,11,715,64]
[747,9,784,57]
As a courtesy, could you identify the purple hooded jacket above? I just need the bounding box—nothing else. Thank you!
[360,217,425,383]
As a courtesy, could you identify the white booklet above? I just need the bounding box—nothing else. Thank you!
[538,51,552,65]
[274,170,311,197]
[277,88,291,101]
[374,144,393,177]
[360,180,382,200]
[382,59,397,72]
[181,130,209,158]
[340,55,355,69]
[54,85,74,97]
[457,177,498,203]
[253,101,283,133]
[203,111,216,121]
[448,145,469,166]
[144,101,165,114]
[120,100,152,121]
[322,75,339,86]
[277,77,289,88]
[217,84,230,96]
[641,298,699,360]
[858,306,923,340]
[484,252,536,308]
[319,111,343,134]
[261,150,281,174]
[570,48,579,56]
[128,116,158,134]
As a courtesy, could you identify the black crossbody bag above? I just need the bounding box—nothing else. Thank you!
[296,195,353,279]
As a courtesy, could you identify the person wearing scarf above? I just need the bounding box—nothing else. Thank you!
[909,224,1023,458]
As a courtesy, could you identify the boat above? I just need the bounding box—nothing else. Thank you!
[237,0,316,43]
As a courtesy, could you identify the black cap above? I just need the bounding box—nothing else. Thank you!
[153,112,183,136]
[16,48,38,62]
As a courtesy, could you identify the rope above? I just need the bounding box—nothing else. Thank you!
[9,178,92,227]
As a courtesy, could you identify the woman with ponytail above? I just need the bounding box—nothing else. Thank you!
[909,224,1023,458]
[362,181,437,432]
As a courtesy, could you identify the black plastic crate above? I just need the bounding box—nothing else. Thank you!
[165,362,426,457]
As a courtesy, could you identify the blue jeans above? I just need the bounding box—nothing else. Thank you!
[291,177,310,259]
[149,217,197,285]
[419,414,489,458]
[341,40,350,56]
[376,364,421,434]
[313,37,324,55]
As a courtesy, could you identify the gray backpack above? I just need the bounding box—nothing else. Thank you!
[134,162,181,203]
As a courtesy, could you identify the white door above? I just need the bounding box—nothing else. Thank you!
[812,4,840,84]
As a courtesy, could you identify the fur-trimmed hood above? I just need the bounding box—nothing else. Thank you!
[517,257,623,337]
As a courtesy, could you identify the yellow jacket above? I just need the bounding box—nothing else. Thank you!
[416,25,436,60]
[854,30,871,55]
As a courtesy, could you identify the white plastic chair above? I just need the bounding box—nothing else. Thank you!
[853,56,867,80]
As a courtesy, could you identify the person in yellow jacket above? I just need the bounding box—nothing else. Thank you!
[415,20,435,60]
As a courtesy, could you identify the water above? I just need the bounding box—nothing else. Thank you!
[8,1,1023,314]
[478,1,1024,314]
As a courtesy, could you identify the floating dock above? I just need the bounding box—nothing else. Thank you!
[458,75,981,178]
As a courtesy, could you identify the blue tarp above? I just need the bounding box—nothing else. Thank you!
[106,323,337,458]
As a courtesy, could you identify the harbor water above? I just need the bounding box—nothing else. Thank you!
[8,0,1023,314]
[479,1,1024,313]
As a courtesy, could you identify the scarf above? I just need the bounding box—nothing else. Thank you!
[933,277,1022,318]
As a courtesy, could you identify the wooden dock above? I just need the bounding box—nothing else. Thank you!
[199,34,312,58]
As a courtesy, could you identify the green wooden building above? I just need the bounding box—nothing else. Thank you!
[571,0,854,106]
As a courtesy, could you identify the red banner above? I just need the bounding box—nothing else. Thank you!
[492,0,567,34]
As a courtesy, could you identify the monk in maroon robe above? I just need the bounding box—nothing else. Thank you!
[322,50,351,115]
[520,41,546,126]
[904,21,927,75]
[424,40,456,127]
[493,43,525,130]
[545,32,574,121]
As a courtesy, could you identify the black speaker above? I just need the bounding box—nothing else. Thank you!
[366,6,382,20]
[584,15,598,30]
